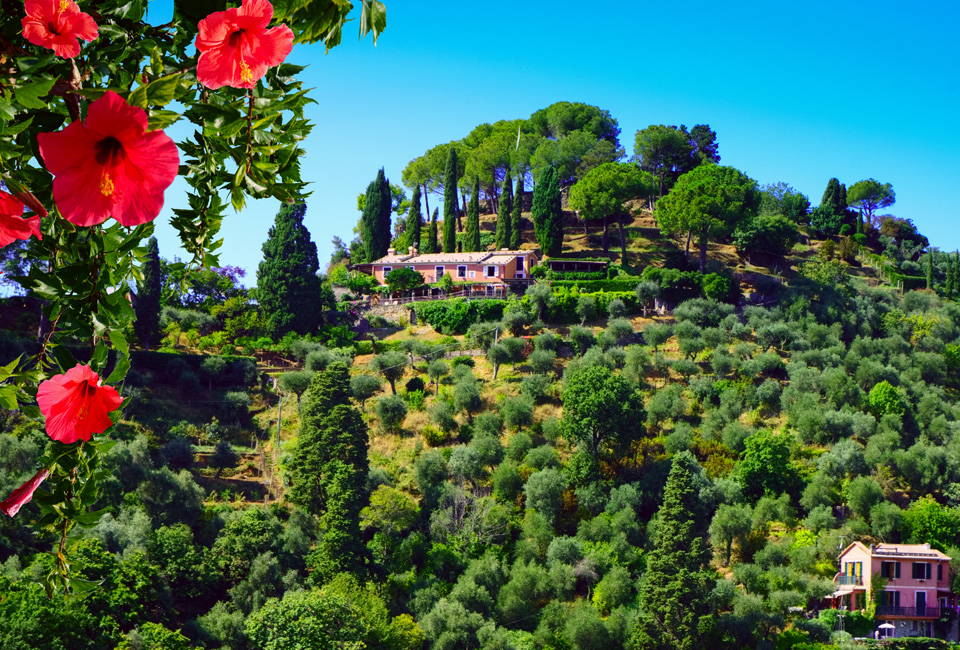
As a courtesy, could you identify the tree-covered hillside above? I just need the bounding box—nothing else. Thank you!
[2,101,960,650]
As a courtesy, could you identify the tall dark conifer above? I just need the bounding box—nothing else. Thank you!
[287,364,369,579]
[495,174,513,249]
[442,147,459,253]
[464,177,481,252]
[821,178,847,216]
[425,208,439,254]
[633,452,715,650]
[134,236,161,351]
[257,202,322,337]
[361,168,392,262]
[532,167,564,256]
[406,185,423,253]
[510,174,523,249]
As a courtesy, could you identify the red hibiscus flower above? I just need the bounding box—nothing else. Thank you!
[195,0,294,90]
[36,91,179,228]
[37,364,123,444]
[0,469,50,517]
[0,191,42,248]
[22,0,98,59]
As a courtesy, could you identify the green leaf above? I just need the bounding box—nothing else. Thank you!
[148,109,182,130]
[52,346,79,373]
[359,0,387,45]
[0,386,18,410]
[15,78,57,110]
[106,356,131,385]
[68,577,104,594]
[108,329,128,355]
[0,355,21,383]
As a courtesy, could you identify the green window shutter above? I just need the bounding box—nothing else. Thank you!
[896,562,901,578]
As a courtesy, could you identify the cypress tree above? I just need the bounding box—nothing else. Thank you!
[134,236,162,351]
[442,147,459,253]
[361,168,392,262]
[927,252,934,290]
[464,177,481,252]
[287,364,369,578]
[510,174,523,249]
[406,185,423,253]
[821,178,847,215]
[425,208,439,254]
[633,451,715,650]
[257,202,322,337]
[532,167,564,256]
[495,174,513,249]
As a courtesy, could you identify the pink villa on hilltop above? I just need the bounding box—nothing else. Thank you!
[360,246,539,297]
[831,541,957,638]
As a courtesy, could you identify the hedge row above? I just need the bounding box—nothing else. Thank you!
[548,277,640,293]
[639,267,739,304]
[411,299,507,334]
[131,351,257,386]
[547,271,607,281]
[527,290,638,323]
[354,339,404,355]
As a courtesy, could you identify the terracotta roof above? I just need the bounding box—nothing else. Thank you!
[371,250,533,265]
[839,541,951,561]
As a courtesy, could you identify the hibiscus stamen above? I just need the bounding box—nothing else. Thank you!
[100,172,115,198]
[239,59,253,83]
[58,0,69,13]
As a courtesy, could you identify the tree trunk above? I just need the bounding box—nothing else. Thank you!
[422,183,431,223]
[389,378,396,395]
[459,191,466,231]
[617,216,627,262]
[602,217,609,253]
[699,229,708,274]
[583,217,588,236]
[685,230,691,254]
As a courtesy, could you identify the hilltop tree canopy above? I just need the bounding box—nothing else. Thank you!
[655,164,760,273]
[569,162,656,259]
[847,178,896,226]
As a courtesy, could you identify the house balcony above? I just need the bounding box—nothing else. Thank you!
[875,606,940,619]
[835,575,863,587]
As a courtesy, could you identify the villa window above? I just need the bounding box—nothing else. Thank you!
[485,265,497,278]
[912,562,932,580]
[880,561,901,578]
[435,266,445,278]
[382,266,392,275]
[457,265,467,278]
[938,564,943,581]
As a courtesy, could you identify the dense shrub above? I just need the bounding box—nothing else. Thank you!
[412,299,507,333]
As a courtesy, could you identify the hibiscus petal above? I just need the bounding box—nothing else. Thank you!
[85,91,147,142]
[197,46,242,90]
[37,120,99,176]
[113,131,180,227]
[0,469,51,517]
[49,154,113,226]
[196,7,239,51]
[62,10,99,42]
[254,24,294,68]
[238,0,274,28]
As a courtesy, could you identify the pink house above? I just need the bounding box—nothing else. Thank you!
[831,542,956,638]
[365,246,539,297]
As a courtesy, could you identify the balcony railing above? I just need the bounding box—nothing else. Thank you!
[875,606,940,618]
[836,575,863,586]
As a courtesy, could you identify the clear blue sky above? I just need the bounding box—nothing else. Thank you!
[150,0,960,287]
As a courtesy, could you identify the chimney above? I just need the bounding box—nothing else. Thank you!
[408,246,417,256]
[387,247,395,255]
